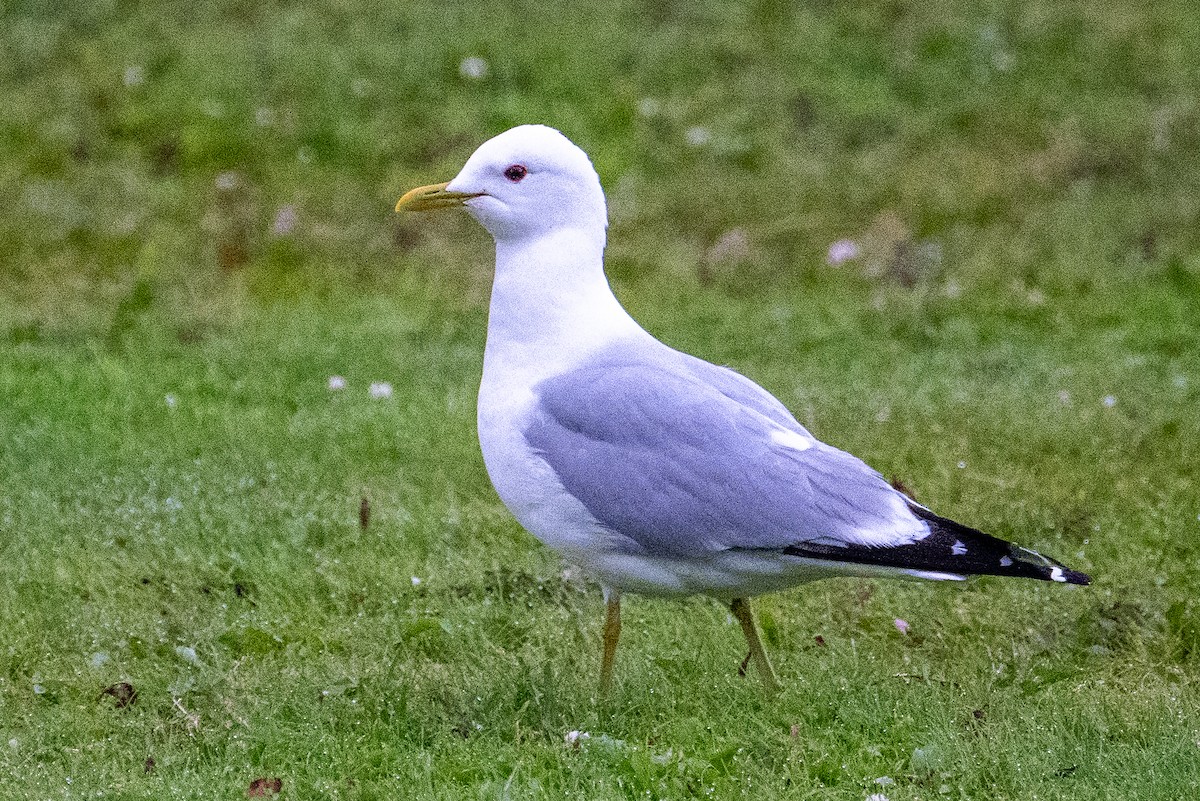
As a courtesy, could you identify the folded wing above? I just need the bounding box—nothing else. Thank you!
[523,345,1089,586]
[524,348,927,557]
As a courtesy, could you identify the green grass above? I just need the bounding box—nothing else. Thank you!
[3,1,1200,798]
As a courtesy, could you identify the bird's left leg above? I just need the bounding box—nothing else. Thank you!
[730,597,781,692]
[599,586,621,696]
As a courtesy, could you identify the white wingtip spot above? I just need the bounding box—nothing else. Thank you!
[1050,566,1066,582]
[999,556,1014,567]
[951,540,968,556]
[769,428,814,452]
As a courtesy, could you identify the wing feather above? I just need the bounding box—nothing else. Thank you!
[524,347,925,557]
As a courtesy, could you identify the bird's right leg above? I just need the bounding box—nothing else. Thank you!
[730,597,781,692]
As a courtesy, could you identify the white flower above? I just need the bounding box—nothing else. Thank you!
[410,576,422,586]
[1102,395,1117,408]
[255,107,274,127]
[369,382,393,399]
[826,239,861,266]
[164,393,179,409]
[214,171,239,191]
[123,65,145,87]
[893,618,909,635]
[565,730,590,747]
[684,126,711,147]
[636,97,662,118]
[459,56,489,80]
[272,205,298,236]
[327,376,347,391]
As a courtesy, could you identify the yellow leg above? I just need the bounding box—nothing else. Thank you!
[599,588,622,696]
[730,597,781,692]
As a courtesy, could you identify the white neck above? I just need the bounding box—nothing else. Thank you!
[482,228,644,384]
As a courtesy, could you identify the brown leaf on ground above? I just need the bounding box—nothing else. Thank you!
[100,682,138,708]
[247,777,282,797]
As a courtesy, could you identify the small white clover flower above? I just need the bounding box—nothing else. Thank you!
[826,239,861,266]
[272,205,298,235]
[459,56,489,80]
[369,382,393,399]
[684,126,711,147]
[636,97,662,118]
[123,65,145,87]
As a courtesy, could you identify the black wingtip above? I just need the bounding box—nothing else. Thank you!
[779,501,1093,586]
[906,503,1093,586]
[1060,567,1092,586]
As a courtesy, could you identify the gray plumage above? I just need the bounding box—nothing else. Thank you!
[524,341,925,559]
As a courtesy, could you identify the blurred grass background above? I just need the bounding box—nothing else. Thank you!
[3,1,1200,798]
[5,0,1200,329]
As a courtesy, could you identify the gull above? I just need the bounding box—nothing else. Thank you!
[395,124,1090,693]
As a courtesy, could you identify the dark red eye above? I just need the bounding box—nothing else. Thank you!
[503,164,528,182]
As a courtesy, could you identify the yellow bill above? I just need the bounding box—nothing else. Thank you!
[394,181,483,212]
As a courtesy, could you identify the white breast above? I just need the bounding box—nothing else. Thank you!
[474,227,659,568]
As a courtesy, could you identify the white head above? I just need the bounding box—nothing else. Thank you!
[396,125,607,246]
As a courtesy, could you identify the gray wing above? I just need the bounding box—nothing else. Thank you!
[523,349,926,558]
[673,350,810,434]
